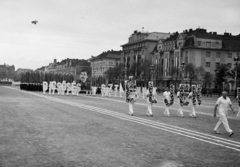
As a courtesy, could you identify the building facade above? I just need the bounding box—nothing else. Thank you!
[121,30,171,86]
[89,50,122,78]
[152,28,240,90]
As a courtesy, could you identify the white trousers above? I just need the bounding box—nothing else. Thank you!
[190,105,196,116]
[129,103,134,115]
[147,103,153,115]
[214,109,232,133]
[177,106,183,116]
[164,106,170,116]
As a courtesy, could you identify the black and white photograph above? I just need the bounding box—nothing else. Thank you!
[0,0,240,166]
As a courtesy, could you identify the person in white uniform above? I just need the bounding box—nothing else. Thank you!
[146,81,157,116]
[126,76,138,116]
[214,91,235,136]
[163,87,171,116]
[188,85,197,118]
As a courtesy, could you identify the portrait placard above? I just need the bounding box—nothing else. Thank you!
[75,66,92,91]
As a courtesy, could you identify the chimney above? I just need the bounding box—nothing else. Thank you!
[224,32,229,36]
[134,30,137,33]
[213,32,217,35]
[54,59,57,64]
[189,29,193,32]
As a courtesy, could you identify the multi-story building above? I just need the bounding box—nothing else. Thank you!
[89,50,122,78]
[0,63,15,81]
[152,28,240,90]
[121,30,171,86]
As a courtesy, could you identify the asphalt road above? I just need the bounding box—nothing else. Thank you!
[1,86,240,167]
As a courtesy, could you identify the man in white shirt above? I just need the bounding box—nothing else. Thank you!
[213,91,235,136]
[163,87,171,116]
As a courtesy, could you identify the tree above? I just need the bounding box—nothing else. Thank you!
[202,72,214,89]
[227,63,240,88]
[172,66,181,89]
[104,63,124,84]
[215,64,229,93]
[185,63,205,87]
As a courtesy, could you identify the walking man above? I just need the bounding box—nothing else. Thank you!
[213,91,235,136]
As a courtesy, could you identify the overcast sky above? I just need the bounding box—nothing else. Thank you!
[0,0,240,70]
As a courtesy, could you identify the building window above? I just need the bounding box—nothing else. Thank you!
[215,62,220,68]
[206,42,211,48]
[227,63,232,68]
[198,41,201,47]
[216,52,220,58]
[206,62,211,67]
[206,52,211,57]
[216,42,220,48]
[228,53,232,58]
[179,42,182,47]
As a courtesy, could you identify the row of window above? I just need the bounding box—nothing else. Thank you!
[92,67,109,72]
[92,61,115,66]
[206,62,232,68]
[206,52,233,58]
[123,43,146,51]
[198,41,220,48]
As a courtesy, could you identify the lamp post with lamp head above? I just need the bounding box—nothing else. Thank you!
[181,61,185,84]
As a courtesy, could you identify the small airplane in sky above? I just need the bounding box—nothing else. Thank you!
[31,20,38,25]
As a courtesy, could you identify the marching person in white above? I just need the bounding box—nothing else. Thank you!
[163,87,171,116]
[188,85,199,118]
[146,91,153,116]
[188,91,196,117]
[146,81,157,116]
[126,76,138,116]
[176,89,184,117]
[214,91,235,136]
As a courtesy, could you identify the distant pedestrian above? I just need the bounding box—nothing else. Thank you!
[206,88,209,97]
[209,88,213,97]
[213,91,235,136]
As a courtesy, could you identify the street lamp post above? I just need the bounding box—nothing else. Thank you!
[181,61,185,84]
[234,56,239,97]
[215,70,221,97]
[150,64,154,83]
[124,63,127,91]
